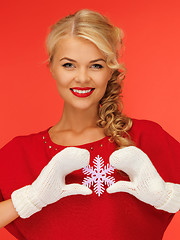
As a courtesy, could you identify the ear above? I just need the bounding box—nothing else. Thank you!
[49,63,56,80]
[108,69,113,80]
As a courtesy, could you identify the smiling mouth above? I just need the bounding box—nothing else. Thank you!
[70,88,95,93]
[70,88,95,98]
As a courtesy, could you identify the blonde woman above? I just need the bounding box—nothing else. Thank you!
[0,9,180,240]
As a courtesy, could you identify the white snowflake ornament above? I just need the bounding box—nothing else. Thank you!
[82,155,115,196]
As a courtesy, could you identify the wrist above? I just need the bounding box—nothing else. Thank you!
[11,185,45,219]
[154,182,180,213]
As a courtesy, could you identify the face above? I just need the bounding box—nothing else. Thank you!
[50,36,112,111]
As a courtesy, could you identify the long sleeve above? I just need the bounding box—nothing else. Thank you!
[130,119,180,184]
[0,137,19,202]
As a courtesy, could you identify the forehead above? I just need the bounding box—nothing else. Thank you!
[54,36,105,61]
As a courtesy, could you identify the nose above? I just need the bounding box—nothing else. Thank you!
[74,67,90,83]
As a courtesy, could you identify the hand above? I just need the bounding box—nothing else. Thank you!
[11,147,92,218]
[106,146,180,213]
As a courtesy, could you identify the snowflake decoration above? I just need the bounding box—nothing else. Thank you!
[82,155,115,196]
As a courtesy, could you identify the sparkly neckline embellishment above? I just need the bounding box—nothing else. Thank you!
[42,127,113,151]
[42,135,106,151]
[43,136,58,151]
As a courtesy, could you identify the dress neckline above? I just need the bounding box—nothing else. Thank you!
[43,126,109,148]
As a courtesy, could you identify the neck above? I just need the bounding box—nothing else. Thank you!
[56,103,100,134]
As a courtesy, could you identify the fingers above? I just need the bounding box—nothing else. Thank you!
[106,181,136,196]
[54,147,90,175]
[109,146,149,176]
[60,184,92,198]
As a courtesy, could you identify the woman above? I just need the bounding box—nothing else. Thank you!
[0,9,180,240]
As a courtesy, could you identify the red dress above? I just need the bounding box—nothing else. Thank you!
[0,119,180,240]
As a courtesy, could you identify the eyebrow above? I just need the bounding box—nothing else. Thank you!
[60,57,106,63]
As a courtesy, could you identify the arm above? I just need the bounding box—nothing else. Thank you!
[107,146,180,213]
[0,199,19,229]
[11,147,92,219]
[1,147,92,224]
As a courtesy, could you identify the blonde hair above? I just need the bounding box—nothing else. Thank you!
[46,9,134,149]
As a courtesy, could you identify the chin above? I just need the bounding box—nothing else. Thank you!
[71,102,98,111]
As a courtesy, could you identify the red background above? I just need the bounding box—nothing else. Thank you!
[0,0,179,239]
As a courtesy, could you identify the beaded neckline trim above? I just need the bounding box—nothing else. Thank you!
[42,127,111,151]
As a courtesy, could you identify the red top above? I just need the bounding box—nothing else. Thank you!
[0,119,180,240]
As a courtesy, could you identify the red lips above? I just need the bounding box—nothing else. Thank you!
[70,88,95,98]
[70,87,94,90]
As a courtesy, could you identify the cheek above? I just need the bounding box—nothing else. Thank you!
[55,72,72,88]
[97,74,110,88]
[95,77,109,98]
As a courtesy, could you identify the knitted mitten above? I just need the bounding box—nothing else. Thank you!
[106,146,180,213]
[11,147,92,218]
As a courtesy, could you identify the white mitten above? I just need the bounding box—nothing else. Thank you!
[11,147,92,218]
[106,146,180,213]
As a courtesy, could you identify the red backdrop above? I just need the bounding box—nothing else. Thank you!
[0,0,179,239]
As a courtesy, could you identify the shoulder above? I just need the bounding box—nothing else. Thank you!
[128,118,176,150]
[130,118,163,134]
[0,127,50,154]
[0,127,51,197]
[128,118,166,148]
[129,118,179,147]
[0,127,51,180]
[128,118,180,183]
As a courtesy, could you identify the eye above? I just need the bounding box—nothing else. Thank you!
[62,63,75,68]
[91,64,103,69]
